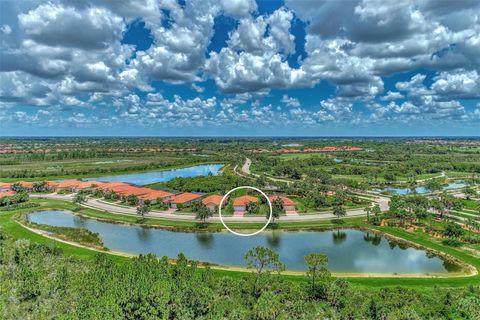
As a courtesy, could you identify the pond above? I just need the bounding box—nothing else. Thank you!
[378,182,466,195]
[83,164,223,186]
[27,210,460,274]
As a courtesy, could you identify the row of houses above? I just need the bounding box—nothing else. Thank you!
[0,180,298,216]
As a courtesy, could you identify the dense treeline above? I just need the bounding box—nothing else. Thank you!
[2,138,480,180]
[150,175,252,193]
[0,157,222,179]
[1,234,479,319]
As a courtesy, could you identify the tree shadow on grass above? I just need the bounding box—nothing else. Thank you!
[331,219,345,225]
[195,222,209,229]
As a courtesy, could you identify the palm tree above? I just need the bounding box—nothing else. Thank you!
[333,205,346,221]
[136,205,151,220]
[270,198,284,223]
[364,205,372,221]
[195,203,212,223]
[73,192,87,204]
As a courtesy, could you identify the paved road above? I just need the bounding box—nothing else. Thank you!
[32,193,390,223]
[238,157,293,185]
[242,158,252,175]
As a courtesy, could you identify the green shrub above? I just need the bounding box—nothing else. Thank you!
[442,238,463,247]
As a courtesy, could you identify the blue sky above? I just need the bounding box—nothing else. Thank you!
[0,0,479,136]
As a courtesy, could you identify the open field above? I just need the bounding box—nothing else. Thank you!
[1,137,480,319]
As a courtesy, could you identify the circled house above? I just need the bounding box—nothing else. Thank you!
[166,192,203,209]
[233,195,259,217]
[201,195,225,211]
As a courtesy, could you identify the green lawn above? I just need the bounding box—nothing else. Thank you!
[2,198,480,288]
[463,199,479,210]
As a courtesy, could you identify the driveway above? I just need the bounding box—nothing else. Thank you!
[32,193,390,223]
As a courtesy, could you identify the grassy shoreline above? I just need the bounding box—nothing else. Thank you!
[0,161,225,182]
[2,198,480,287]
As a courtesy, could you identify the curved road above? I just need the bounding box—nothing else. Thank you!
[32,193,389,223]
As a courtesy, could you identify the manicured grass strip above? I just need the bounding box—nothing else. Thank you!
[345,225,480,287]
[2,199,479,288]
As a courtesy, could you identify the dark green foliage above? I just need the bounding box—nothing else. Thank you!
[442,238,463,247]
[195,203,212,222]
[443,222,465,238]
[136,205,151,219]
[0,192,29,207]
[1,238,480,319]
[150,175,250,193]
[246,201,260,214]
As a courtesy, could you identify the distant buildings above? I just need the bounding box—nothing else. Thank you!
[246,146,363,153]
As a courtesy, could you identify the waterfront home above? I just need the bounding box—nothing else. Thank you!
[166,192,202,209]
[138,190,175,204]
[0,182,11,191]
[269,196,297,215]
[15,181,35,191]
[98,182,131,192]
[233,195,259,216]
[47,180,103,192]
[0,190,16,199]
[201,195,224,211]
[114,186,153,198]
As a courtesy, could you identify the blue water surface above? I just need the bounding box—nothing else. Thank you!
[28,210,459,273]
[84,164,223,185]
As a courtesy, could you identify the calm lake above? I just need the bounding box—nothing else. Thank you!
[379,182,466,195]
[84,164,223,186]
[28,210,459,273]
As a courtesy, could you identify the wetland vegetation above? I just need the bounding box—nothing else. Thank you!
[1,137,480,318]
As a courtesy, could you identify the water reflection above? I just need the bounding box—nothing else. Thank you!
[136,227,152,242]
[332,230,347,244]
[266,230,282,248]
[196,233,214,249]
[27,210,458,273]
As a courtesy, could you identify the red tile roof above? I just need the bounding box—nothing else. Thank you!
[0,182,12,189]
[53,179,83,189]
[233,195,259,206]
[0,191,16,198]
[138,190,175,201]
[101,183,134,192]
[115,187,153,197]
[46,181,60,188]
[16,181,35,188]
[202,195,223,206]
[269,196,294,206]
[167,192,202,204]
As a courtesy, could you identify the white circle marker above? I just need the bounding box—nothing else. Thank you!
[219,186,272,237]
